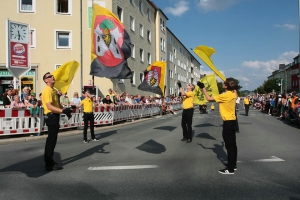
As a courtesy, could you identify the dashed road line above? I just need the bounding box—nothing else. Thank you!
[88,165,159,170]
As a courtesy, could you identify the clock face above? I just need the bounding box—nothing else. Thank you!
[10,23,28,42]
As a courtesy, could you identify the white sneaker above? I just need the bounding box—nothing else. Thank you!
[92,138,99,141]
[83,140,88,143]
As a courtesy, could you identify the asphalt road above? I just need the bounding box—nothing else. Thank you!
[0,104,300,200]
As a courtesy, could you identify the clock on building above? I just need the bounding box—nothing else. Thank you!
[9,22,29,42]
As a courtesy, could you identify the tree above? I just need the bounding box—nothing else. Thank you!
[217,81,224,94]
[263,79,279,93]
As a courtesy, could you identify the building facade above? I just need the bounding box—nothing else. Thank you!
[0,0,201,104]
[268,55,300,94]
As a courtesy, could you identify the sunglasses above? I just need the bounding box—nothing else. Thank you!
[45,75,53,79]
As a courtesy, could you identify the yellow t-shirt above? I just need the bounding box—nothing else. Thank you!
[81,98,93,112]
[213,91,236,121]
[244,98,250,105]
[42,86,60,114]
[182,91,194,109]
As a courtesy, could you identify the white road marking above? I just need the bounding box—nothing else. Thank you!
[88,165,159,170]
[253,156,285,162]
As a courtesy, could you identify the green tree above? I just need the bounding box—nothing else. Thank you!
[217,81,224,94]
[263,79,279,93]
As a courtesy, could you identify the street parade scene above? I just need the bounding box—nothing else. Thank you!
[0,0,300,199]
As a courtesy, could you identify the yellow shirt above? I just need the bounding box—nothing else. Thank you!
[81,98,93,112]
[213,91,236,121]
[182,91,194,109]
[42,85,60,114]
[244,98,250,105]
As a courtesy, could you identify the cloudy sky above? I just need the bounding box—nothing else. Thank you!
[153,0,299,90]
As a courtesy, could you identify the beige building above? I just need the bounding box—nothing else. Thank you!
[0,0,200,104]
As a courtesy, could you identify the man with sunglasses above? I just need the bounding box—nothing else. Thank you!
[177,81,195,143]
[198,78,238,175]
[42,72,72,171]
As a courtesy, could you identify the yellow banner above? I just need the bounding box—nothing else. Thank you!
[193,45,226,81]
[52,60,80,94]
[194,74,219,105]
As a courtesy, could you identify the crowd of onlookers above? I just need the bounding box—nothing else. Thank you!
[1,87,181,116]
[245,91,300,126]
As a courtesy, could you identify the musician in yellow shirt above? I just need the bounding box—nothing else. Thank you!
[198,78,238,175]
[177,81,195,143]
[243,96,250,116]
[211,103,215,111]
[77,90,99,143]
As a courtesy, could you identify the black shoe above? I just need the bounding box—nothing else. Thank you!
[186,139,192,143]
[181,138,187,141]
[45,164,63,171]
[218,168,234,174]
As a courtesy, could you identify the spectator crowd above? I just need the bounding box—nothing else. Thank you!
[245,91,300,127]
[2,87,181,116]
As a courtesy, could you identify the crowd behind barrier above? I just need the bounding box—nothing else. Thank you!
[245,91,300,128]
[0,102,182,137]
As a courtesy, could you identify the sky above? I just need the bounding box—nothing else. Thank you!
[152,0,300,91]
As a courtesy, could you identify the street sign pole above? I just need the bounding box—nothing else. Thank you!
[280,79,283,95]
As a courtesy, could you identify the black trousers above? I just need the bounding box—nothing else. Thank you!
[181,108,194,139]
[222,120,237,171]
[44,114,60,167]
[245,104,250,116]
[83,113,95,141]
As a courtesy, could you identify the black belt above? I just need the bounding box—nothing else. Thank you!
[184,108,194,110]
[84,112,93,114]
[46,113,60,116]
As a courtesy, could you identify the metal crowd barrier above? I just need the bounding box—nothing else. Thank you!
[0,102,182,137]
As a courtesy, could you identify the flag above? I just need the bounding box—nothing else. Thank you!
[138,61,166,96]
[52,60,80,94]
[90,4,132,79]
[193,45,226,81]
[194,74,219,105]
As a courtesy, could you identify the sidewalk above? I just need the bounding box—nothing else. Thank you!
[0,115,163,145]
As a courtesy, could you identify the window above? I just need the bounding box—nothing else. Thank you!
[55,64,61,69]
[56,31,72,49]
[139,24,144,37]
[140,73,144,83]
[130,71,135,85]
[160,18,165,32]
[147,8,151,20]
[131,43,135,58]
[140,48,144,62]
[19,0,35,12]
[56,0,71,14]
[169,52,173,62]
[130,16,135,31]
[147,30,151,42]
[30,29,36,48]
[117,6,123,22]
[139,0,143,13]
[147,53,151,65]
[160,38,165,51]
[130,0,135,6]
